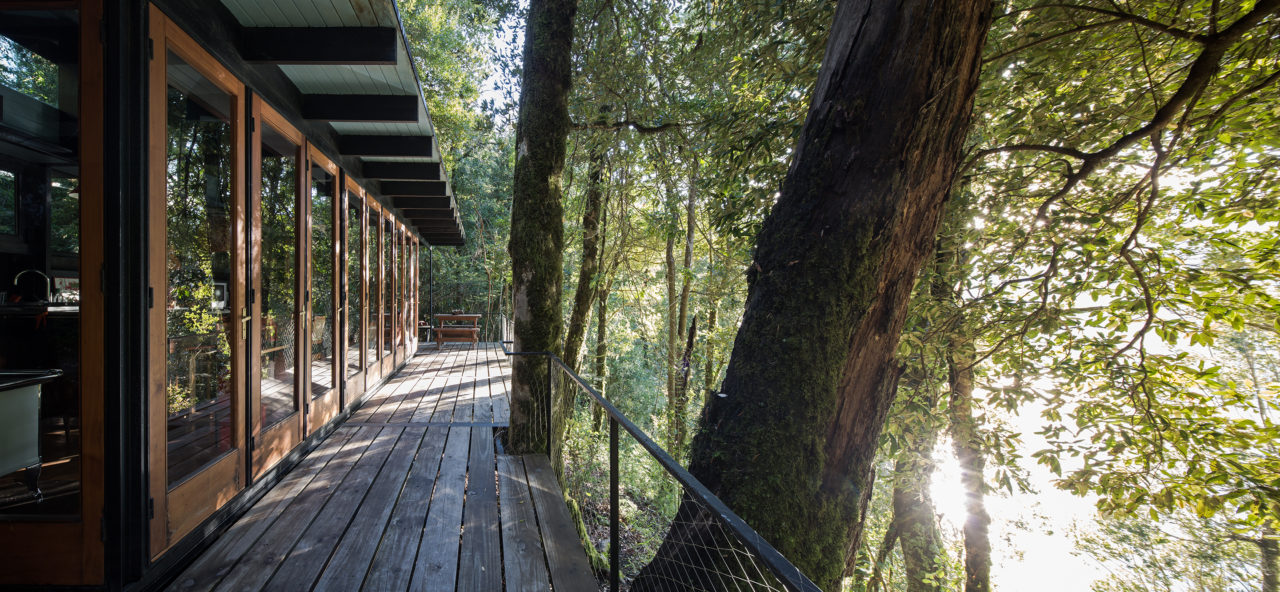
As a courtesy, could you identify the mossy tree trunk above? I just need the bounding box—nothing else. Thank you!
[508,0,578,454]
[631,0,992,588]
[893,416,945,592]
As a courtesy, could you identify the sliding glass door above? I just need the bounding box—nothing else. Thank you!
[307,147,340,431]
[248,98,304,477]
[147,6,245,556]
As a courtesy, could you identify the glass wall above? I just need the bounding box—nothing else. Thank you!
[0,7,83,518]
[310,165,335,397]
[257,123,298,428]
[365,205,378,367]
[382,217,393,357]
[345,189,362,379]
[162,50,235,487]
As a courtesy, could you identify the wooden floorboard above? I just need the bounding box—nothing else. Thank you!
[525,454,600,592]
[167,345,597,592]
[498,456,550,592]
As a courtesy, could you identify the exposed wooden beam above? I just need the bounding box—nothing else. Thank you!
[362,161,442,180]
[302,94,418,122]
[338,135,434,158]
[393,196,453,210]
[382,180,448,197]
[241,27,398,65]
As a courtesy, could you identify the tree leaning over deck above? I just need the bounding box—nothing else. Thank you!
[630,0,993,589]
[507,0,578,454]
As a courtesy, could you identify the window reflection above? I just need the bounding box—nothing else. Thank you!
[258,124,298,428]
[345,192,362,377]
[310,165,335,397]
[0,8,82,518]
[366,206,378,367]
[163,50,235,487]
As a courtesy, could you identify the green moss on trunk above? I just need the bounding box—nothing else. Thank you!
[632,0,993,588]
[508,0,578,454]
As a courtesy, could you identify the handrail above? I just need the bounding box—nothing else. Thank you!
[500,340,821,592]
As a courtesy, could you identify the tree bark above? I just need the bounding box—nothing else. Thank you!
[562,143,605,374]
[948,337,990,592]
[665,208,679,450]
[632,0,992,588]
[508,0,577,454]
[894,426,944,592]
[1262,528,1278,592]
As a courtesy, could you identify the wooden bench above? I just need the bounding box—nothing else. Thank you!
[433,313,482,349]
[433,325,479,349]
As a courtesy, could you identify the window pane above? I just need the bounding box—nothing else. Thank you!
[259,124,298,427]
[366,207,378,367]
[310,165,335,397]
[164,50,235,487]
[345,192,361,378]
[382,219,392,355]
[0,8,81,518]
[0,169,14,234]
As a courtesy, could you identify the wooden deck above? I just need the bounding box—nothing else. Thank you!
[167,344,597,592]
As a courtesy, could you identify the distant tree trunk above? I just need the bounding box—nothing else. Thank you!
[865,511,900,592]
[632,0,992,587]
[562,143,605,374]
[702,305,718,408]
[948,337,990,592]
[678,163,696,338]
[932,192,991,592]
[664,210,679,450]
[508,0,578,454]
[591,278,610,431]
[1260,528,1279,592]
[894,420,944,592]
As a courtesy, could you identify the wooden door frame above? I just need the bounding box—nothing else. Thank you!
[147,5,246,558]
[247,96,305,479]
[0,0,105,585]
[305,144,341,433]
[378,211,394,377]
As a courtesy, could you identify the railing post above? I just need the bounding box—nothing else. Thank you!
[546,355,554,457]
[609,415,620,592]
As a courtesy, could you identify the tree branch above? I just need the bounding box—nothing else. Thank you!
[572,119,688,134]
[999,3,1207,42]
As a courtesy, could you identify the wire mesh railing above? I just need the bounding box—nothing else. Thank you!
[501,342,821,592]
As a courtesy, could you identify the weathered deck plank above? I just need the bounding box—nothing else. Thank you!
[167,345,595,592]
[525,454,599,592]
[498,456,551,592]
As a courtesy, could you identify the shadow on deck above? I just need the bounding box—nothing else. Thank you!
[167,344,596,591]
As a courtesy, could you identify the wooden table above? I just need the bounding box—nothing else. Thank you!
[433,314,481,349]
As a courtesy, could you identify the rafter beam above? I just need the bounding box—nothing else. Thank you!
[382,180,448,197]
[362,161,442,180]
[302,94,418,122]
[392,196,452,210]
[338,135,434,158]
[241,27,398,64]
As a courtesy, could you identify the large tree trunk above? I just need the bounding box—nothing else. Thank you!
[562,144,605,374]
[508,0,577,454]
[631,0,992,588]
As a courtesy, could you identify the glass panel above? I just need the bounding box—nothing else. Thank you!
[345,192,362,378]
[258,124,298,427]
[0,169,15,234]
[311,165,335,397]
[163,50,235,487]
[382,219,392,356]
[0,8,82,518]
[366,207,378,367]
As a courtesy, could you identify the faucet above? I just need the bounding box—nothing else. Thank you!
[13,269,52,302]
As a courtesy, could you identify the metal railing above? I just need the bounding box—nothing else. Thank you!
[501,341,821,592]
